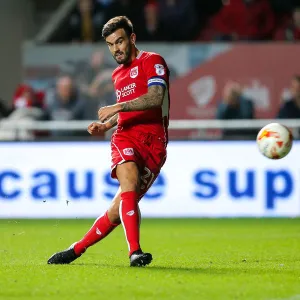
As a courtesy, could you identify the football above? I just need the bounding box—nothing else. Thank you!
[256,123,293,159]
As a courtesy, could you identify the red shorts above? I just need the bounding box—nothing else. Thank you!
[111,128,167,197]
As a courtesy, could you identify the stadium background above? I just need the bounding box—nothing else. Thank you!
[0,1,299,299]
[0,0,299,218]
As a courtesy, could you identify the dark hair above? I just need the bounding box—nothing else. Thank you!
[102,16,134,39]
[292,75,300,82]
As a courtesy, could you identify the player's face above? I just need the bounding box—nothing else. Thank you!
[105,29,136,65]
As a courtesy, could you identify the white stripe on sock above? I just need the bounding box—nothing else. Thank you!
[119,200,130,251]
[138,205,141,229]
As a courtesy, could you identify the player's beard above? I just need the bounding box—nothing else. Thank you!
[113,43,132,65]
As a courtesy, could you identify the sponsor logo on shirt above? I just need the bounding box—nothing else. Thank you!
[116,83,136,100]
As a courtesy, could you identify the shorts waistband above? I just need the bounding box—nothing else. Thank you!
[114,127,166,146]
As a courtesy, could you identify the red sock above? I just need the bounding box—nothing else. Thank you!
[74,211,119,256]
[119,191,141,256]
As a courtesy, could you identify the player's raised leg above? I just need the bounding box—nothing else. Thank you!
[47,189,122,265]
[116,161,152,267]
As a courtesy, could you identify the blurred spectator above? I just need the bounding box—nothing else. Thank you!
[210,0,275,41]
[270,0,294,14]
[216,81,255,139]
[0,99,12,119]
[13,84,44,110]
[155,0,199,41]
[105,0,147,39]
[96,0,113,6]
[49,0,300,43]
[143,0,161,41]
[0,84,45,140]
[277,75,300,118]
[67,0,105,43]
[274,7,300,41]
[74,50,115,118]
[45,76,86,136]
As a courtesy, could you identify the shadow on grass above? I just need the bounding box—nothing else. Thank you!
[69,263,297,275]
[148,265,297,275]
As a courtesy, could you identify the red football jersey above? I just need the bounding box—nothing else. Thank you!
[112,51,170,143]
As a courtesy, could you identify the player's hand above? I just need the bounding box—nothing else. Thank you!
[98,104,120,122]
[87,122,108,136]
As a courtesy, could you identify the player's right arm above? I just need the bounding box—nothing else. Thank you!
[87,114,118,136]
[107,113,118,128]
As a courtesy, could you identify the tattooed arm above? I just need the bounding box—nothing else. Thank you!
[97,85,165,122]
[120,85,165,112]
[106,113,118,129]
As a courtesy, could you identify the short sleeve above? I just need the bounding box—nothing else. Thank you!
[143,54,169,89]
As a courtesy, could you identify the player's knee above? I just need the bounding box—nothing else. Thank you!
[123,182,140,193]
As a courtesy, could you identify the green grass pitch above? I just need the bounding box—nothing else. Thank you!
[0,218,299,300]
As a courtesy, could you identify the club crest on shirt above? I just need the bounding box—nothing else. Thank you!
[130,66,138,78]
[154,64,165,76]
[123,148,134,156]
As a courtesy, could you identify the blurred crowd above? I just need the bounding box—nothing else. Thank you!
[1,0,300,141]
[0,49,116,140]
[52,0,300,43]
[216,75,300,139]
[1,69,299,140]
